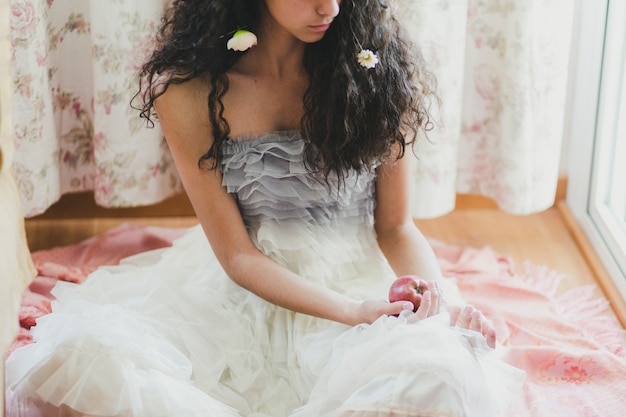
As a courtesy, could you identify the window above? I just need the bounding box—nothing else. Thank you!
[567,0,626,299]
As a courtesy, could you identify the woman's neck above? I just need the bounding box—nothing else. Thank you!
[239,5,306,79]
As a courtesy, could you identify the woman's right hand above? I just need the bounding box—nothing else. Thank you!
[351,299,414,325]
[352,286,443,325]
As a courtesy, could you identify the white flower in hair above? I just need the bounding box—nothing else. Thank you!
[357,49,379,69]
[227,29,258,52]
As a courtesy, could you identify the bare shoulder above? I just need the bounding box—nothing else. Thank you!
[155,75,210,112]
[153,75,212,152]
[154,77,211,131]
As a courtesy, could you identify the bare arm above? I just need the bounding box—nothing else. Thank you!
[374,147,444,282]
[153,80,410,326]
[374,148,497,347]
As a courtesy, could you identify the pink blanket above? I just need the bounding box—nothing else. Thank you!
[10,223,626,416]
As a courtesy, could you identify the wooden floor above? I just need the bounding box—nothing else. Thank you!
[24,194,626,327]
[416,207,596,295]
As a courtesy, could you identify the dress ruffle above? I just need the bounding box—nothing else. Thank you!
[221,131,376,228]
[6,131,524,417]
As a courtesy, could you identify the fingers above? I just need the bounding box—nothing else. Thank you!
[430,281,441,315]
[413,291,433,321]
[388,300,415,317]
[470,310,483,333]
[411,284,443,322]
[391,295,498,349]
[485,326,497,349]
[452,304,497,348]
[417,282,443,315]
[457,305,473,329]
[447,305,462,326]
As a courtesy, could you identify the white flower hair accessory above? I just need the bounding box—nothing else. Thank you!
[357,49,379,69]
[227,29,257,52]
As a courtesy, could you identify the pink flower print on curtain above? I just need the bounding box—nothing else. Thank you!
[10,0,180,217]
[398,0,574,217]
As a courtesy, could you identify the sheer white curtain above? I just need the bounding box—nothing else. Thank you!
[10,0,574,218]
[400,0,575,217]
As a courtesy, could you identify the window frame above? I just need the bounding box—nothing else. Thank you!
[566,0,626,300]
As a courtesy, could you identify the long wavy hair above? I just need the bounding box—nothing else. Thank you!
[138,0,436,179]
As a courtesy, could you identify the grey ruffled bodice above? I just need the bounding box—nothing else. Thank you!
[220,131,377,228]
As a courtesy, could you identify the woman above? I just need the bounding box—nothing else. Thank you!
[6,1,523,416]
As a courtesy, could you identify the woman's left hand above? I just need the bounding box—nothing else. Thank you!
[446,304,497,349]
[403,280,497,349]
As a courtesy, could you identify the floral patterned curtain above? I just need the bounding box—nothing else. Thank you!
[10,0,574,218]
[399,0,574,217]
[1,3,37,407]
[11,0,177,217]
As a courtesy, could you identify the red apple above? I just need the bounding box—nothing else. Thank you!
[388,275,429,312]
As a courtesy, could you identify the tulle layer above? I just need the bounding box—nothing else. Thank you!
[294,312,524,417]
[6,133,523,416]
[6,226,522,417]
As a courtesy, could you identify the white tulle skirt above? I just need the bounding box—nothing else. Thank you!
[6,224,524,417]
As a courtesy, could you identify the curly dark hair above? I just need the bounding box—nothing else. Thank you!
[137,0,436,179]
